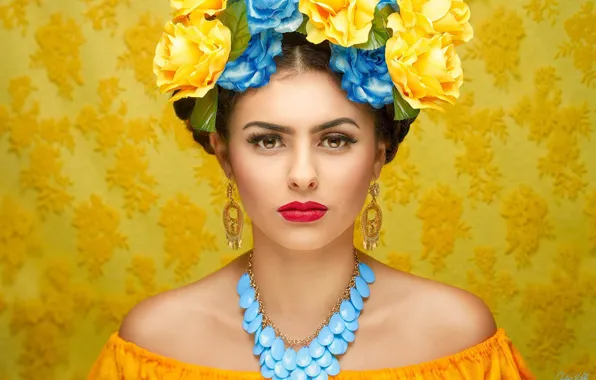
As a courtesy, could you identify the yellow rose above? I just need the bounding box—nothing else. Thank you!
[397,0,473,45]
[170,0,227,17]
[298,0,377,47]
[385,12,463,110]
[153,14,231,102]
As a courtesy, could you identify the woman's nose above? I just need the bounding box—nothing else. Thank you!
[287,150,318,191]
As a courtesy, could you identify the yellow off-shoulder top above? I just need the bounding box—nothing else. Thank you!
[88,328,535,379]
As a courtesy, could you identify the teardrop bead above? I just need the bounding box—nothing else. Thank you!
[254,326,262,345]
[328,337,347,355]
[316,349,332,368]
[350,287,363,310]
[259,326,276,347]
[328,313,345,335]
[339,300,356,322]
[359,262,375,283]
[244,300,260,322]
[239,287,256,309]
[317,326,334,346]
[354,276,370,298]
[344,318,359,332]
[275,361,289,378]
[309,339,325,359]
[253,342,264,355]
[304,360,321,377]
[245,313,262,334]
[290,368,307,380]
[296,347,312,368]
[237,273,251,296]
[325,357,340,376]
[264,350,275,369]
[341,328,355,342]
[271,337,285,361]
[282,348,297,371]
[261,365,275,379]
[260,349,268,365]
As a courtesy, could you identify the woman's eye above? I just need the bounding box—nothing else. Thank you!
[258,136,282,149]
[321,135,348,149]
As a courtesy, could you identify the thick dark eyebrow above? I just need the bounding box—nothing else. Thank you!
[242,118,360,134]
[312,118,360,133]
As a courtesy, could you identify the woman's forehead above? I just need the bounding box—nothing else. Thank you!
[229,71,372,130]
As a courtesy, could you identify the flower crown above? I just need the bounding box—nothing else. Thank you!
[154,0,473,133]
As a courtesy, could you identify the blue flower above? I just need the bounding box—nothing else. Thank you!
[246,0,303,35]
[377,0,398,10]
[218,30,283,92]
[329,45,394,109]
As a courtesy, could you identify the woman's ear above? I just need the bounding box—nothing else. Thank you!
[372,139,387,179]
[210,133,232,178]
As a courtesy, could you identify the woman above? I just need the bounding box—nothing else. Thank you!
[89,0,535,379]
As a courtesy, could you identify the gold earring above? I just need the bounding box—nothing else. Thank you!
[361,181,382,251]
[223,180,243,250]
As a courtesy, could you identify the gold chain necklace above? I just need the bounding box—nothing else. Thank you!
[246,249,360,347]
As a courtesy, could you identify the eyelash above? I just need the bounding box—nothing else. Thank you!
[246,133,358,150]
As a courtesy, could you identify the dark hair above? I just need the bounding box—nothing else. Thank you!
[172,32,414,164]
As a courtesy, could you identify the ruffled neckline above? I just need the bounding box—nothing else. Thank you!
[104,328,512,378]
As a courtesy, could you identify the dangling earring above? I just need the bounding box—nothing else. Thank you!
[361,180,382,251]
[223,180,243,250]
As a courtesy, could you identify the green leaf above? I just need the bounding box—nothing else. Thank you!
[377,4,394,25]
[218,0,251,61]
[393,88,420,121]
[296,16,309,35]
[190,90,218,132]
[354,5,393,50]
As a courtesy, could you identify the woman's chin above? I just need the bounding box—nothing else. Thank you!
[264,226,351,252]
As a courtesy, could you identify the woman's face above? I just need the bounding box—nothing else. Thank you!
[213,70,386,251]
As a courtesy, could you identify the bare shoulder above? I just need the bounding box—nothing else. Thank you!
[364,255,497,357]
[118,254,249,360]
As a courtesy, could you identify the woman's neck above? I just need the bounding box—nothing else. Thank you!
[248,225,357,338]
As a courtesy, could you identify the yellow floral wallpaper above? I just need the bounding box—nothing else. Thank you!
[0,0,595,379]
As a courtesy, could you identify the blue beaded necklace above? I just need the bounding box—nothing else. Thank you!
[237,250,375,380]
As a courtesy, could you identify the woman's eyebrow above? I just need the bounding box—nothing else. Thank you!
[311,118,360,133]
[243,121,291,133]
[242,118,360,134]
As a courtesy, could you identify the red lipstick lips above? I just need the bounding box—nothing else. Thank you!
[277,201,328,223]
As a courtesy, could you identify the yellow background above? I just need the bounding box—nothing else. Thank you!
[1,0,595,379]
